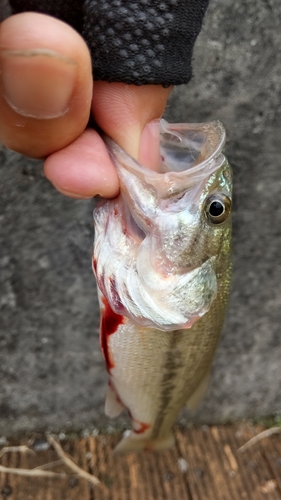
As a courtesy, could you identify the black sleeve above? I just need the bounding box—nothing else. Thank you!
[9,0,210,86]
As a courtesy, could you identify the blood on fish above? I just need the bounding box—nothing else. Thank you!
[123,226,130,238]
[109,276,124,312]
[127,409,151,434]
[100,296,124,371]
[92,257,97,274]
[133,421,151,434]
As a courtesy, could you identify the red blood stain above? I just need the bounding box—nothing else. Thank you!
[122,225,130,238]
[100,297,124,371]
[92,257,106,295]
[128,410,151,434]
[133,421,151,434]
[109,276,125,312]
[92,257,97,274]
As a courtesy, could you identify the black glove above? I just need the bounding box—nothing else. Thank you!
[9,0,209,86]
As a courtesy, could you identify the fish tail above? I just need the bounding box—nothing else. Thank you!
[113,430,175,454]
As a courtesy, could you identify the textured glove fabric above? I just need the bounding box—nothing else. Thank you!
[9,0,209,85]
[0,0,11,21]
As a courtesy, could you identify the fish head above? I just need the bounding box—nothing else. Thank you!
[148,161,232,277]
[98,120,232,330]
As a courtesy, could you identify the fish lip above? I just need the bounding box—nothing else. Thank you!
[159,119,226,173]
[104,119,226,194]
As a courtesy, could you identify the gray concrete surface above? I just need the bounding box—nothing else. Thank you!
[0,0,281,436]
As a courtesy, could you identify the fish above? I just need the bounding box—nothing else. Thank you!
[93,119,232,453]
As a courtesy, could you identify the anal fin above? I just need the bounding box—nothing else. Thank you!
[105,382,125,418]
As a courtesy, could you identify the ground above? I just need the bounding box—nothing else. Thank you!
[0,424,281,499]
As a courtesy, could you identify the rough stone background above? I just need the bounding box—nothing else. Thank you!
[0,0,280,436]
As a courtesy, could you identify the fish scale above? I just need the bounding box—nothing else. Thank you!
[93,120,232,453]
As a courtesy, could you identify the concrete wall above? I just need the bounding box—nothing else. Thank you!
[0,0,280,436]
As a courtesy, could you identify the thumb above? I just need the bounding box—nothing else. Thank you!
[91,82,172,170]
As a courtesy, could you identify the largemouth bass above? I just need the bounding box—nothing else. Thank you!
[93,120,232,453]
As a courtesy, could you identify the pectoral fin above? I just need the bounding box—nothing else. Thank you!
[186,372,210,410]
[105,383,125,418]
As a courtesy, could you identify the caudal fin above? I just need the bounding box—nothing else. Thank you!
[114,430,175,454]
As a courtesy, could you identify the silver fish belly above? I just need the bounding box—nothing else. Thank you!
[93,120,232,453]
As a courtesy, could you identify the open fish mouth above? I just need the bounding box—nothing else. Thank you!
[105,118,226,197]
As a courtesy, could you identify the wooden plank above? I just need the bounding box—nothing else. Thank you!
[154,448,184,500]
[67,438,91,500]
[219,425,254,500]
[245,426,281,497]
[207,426,242,500]
[235,424,280,500]
[0,438,66,500]
[0,445,14,500]
[142,449,167,499]
[271,437,281,495]
[110,439,130,500]
[2,444,18,500]
[87,434,111,500]
[125,451,146,500]
[228,424,265,500]
[138,451,158,500]
[176,427,205,500]
[88,434,100,499]
[0,425,281,500]
[164,441,192,500]
[194,426,234,500]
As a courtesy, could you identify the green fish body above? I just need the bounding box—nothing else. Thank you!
[93,120,232,452]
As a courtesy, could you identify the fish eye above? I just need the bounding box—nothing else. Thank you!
[205,193,231,225]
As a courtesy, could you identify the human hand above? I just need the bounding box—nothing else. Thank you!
[0,13,171,199]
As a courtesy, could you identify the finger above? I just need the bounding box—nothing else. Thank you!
[0,13,92,158]
[92,82,172,170]
[44,129,119,199]
[45,83,171,199]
